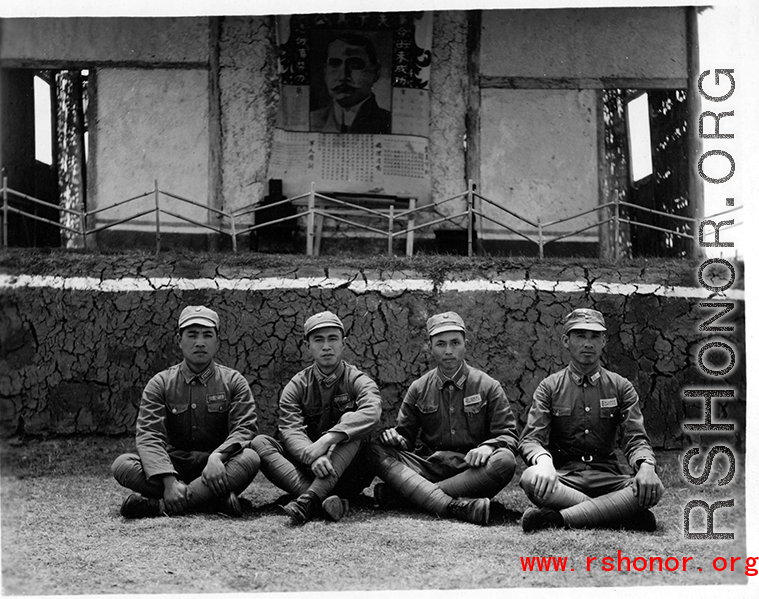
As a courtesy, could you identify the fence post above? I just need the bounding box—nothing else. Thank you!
[467,179,474,257]
[613,189,620,262]
[406,198,416,257]
[387,204,394,257]
[2,176,8,248]
[154,179,161,254]
[230,211,237,253]
[80,204,87,247]
[537,216,544,260]
[306,182,315,256]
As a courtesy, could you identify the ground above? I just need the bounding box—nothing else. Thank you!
[0,436,748,595]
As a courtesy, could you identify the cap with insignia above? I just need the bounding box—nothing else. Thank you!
[304,311,345,337]
[426,311,466,337]
[562,308,606,333]
[178,305,220,330]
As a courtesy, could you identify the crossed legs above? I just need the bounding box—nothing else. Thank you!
[519,462,656,531]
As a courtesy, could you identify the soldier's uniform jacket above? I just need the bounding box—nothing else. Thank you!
[519,362,656,470]
[395,362,519,456]
[136,360,258,479]
[278,360,382,459]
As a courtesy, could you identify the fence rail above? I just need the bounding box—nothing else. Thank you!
[0,175,742,259]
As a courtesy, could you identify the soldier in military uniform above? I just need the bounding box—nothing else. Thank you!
[112,305,260,518]
[251,311,382,525]
[368,311,519,526]
[518,308,665,532]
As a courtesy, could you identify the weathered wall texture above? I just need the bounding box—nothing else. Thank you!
[479,89,598,239]
[0,257,745,452]
[480,8,688,80]
[0,17,210,65]
[428,11,469,224]
[219,16,278,218]
[92,68,210,232]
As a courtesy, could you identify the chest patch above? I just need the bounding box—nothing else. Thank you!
[206,393,227,403]
[334,394,355,411]
[463,394,481,406]
[600,398,618,408]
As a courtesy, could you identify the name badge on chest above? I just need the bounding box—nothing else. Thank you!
[600,398,618,408]
[463,394,482,414]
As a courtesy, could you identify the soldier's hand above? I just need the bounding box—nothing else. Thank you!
[201,453,228,496]
[531,458,559,501]
[301,438,331,465]
[633,463,664,508]
[464,445,494,467]
[312,455,337,479]
[379,428,405,447]
[162,477,188,515]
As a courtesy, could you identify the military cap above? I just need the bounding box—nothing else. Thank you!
[426,311,466,337]
[562,308,607,333]
[178,305,220,330]
[304,311,345,337]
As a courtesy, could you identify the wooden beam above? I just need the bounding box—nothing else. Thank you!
[466,9,483,251]
[207,16,222,251]
[480,76,688,90]
[686,6,704,260]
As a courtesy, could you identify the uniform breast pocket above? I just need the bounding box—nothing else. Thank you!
[599,398,618,419]
[167,402,190,416]
[334,394,356,412]
[551,405,571,418]
[206,393,230,413]
[417,398,439,414]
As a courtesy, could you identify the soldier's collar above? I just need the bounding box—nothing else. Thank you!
[181,360,216,384]
[315,360,345,388]
[568,362,601,386]
[435,362,468,389]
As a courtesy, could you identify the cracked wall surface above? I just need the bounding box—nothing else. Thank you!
[0,260,745,450]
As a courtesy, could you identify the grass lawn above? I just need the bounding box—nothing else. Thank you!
[0,436,749,595]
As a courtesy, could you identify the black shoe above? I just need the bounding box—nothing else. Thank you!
[522,507,564,532]
[448,497,490,526]
[215,491,243,518]
[281,491,318,525]
[621,509,657,532]
[321,495,349,522]
[120,494,161,519]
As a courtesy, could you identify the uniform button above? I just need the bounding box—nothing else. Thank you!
[584,429,589,434]
[585,407,590,412]
[172,408,177,413]
[451,430,456,435]
[192,403,197,409]
[191,381,196,386]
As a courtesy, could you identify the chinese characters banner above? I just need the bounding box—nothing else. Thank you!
[269,12,433,203]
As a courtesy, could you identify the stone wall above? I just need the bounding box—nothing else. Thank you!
[0,253,745,450]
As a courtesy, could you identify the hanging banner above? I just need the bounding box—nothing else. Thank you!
[269,12,433,203]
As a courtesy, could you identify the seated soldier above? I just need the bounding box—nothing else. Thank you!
[368,311,518,525]
[251,311,382,525]
[519,308,665,532]
[112,305,260,518]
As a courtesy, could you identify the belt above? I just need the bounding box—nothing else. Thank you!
[556,451,612,464]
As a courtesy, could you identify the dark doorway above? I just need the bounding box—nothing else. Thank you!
[1,68,88,248]
[602,88,692,258]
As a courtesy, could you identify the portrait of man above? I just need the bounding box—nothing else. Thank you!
[309,31,392,135]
